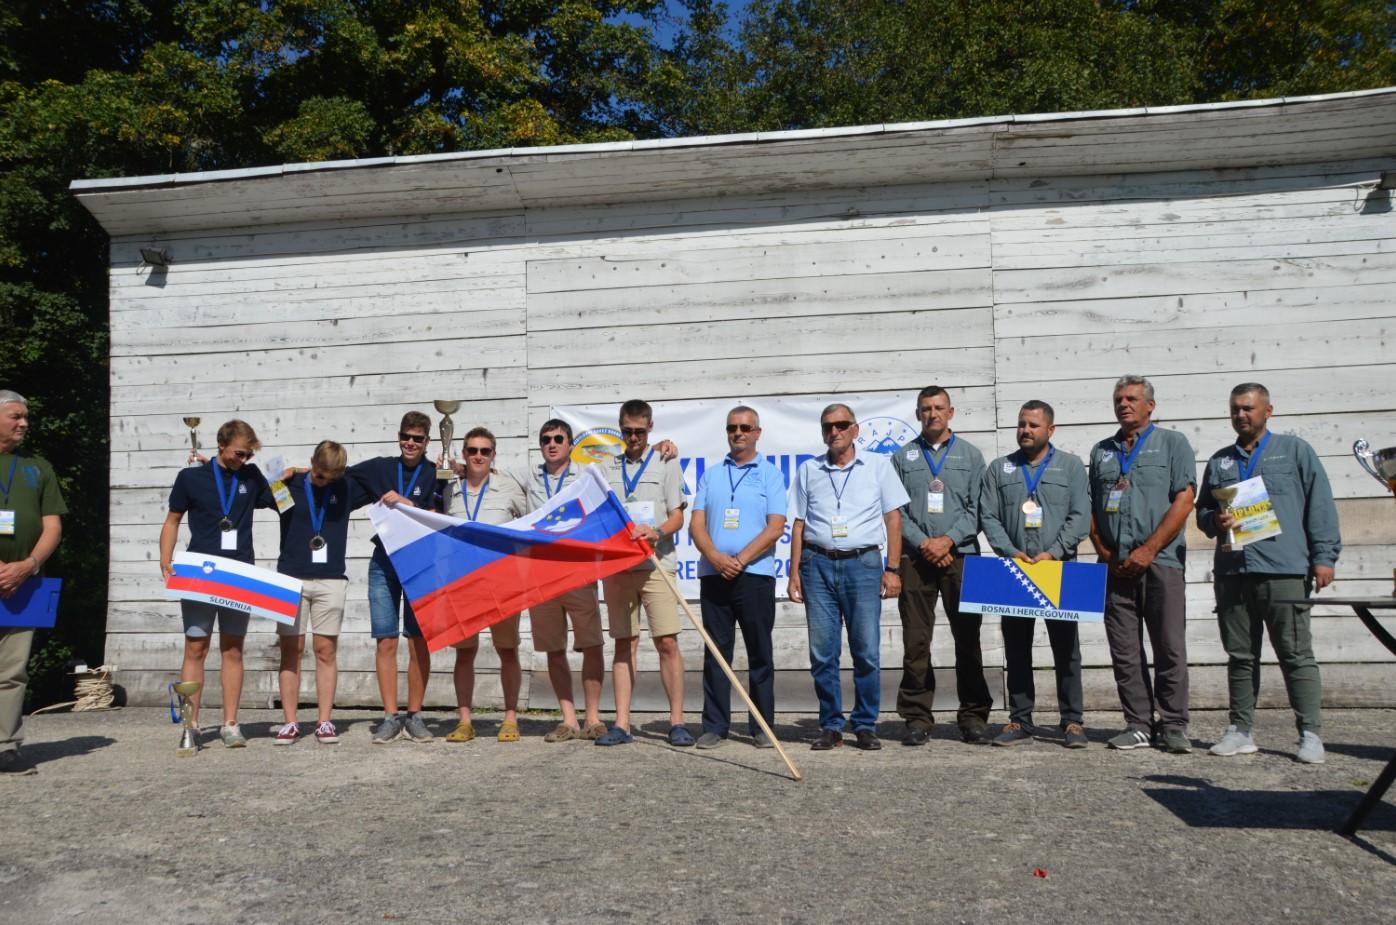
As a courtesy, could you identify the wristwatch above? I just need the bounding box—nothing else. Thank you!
[884,564,901,576]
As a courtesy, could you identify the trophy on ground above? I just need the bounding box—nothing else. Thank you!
[170,680,202,756]
[1211,483,1239,551]
[1354,439,1396,497]
[433,400,460,480]
[182,416,201,467]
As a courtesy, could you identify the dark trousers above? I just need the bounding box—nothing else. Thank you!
[1215,574,1322,734]
[700,573,776,737]
[896,554,992,729]
[1001,616,1083,728]
[1104,562,1189,731]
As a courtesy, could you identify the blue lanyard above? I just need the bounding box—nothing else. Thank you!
[303,477,327,535]
[543,464,569,498]
[1237,431,1271,481]
[397,461,423,499]
[1020,446,1055,500]
[826,462,855,511]
[0,456,16,505]
[211,462,238,519]
[621,449,654,498]
[464,478,489,522]
[1115,424,1155,477]
[726,459,754,502]
[920,434,956,479]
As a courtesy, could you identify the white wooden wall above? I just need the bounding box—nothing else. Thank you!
[105,158,1396,716]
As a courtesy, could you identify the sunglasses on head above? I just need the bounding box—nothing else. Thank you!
[726,423,757,434]
[539,434,568,446]
[621,427,648,438]
[398,432,428,444]
[820,420,855,433]
[464,446,494,457]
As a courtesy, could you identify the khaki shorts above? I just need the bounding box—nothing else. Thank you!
[603,568,681,640]
[529,586,603,653]
[277,578,348,637]
[455,613,521,650]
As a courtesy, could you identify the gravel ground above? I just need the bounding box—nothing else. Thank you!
[1,707,1394,924]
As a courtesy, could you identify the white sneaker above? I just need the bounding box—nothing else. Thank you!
[1208,725,1257,757]
[220,724,248,748]
[1296,730,1325,764]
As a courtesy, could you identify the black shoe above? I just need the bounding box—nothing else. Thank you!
[811,728,844,751]
[902,724,932,746]
[854,730,882,751]
[0,750,36,775]
[960,720,993,745]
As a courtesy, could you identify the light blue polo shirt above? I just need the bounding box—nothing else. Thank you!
[692,455,789,577]
[792,451,910,550]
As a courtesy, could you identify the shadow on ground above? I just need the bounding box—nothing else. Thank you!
[1139,773,1396,833]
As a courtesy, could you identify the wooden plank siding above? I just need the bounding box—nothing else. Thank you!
[95,126,1396,713]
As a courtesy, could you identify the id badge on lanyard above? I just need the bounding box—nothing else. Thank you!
[927,490,944,514]
[0,510,14,537]
[722,507,741,530]
[831,514,849,538]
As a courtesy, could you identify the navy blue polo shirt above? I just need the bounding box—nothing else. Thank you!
[168,462,274,564]
[276,472,373,579]
[346,456,444,552]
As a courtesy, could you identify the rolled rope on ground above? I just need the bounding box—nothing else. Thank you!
[31,665,118,714]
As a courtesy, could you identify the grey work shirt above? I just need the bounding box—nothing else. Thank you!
[980,446,1090,560]
[1196,432,1342,577]
[602,449,685,572]
[520,462,586,513]
[892,433,985,556]
[1088,426,1196,570]
[444,470,528,526]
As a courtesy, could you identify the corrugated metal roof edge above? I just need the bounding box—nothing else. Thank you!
[68,86,1396,194]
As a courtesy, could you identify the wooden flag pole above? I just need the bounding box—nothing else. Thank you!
[650,556,803,782]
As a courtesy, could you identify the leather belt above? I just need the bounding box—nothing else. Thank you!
[806,543,879,560]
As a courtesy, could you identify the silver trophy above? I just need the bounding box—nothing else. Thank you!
[1353,439,1396,496]
[1211,484,1240,551]
[182,416,202,467]
[433,400,460,480]
[171,680,202,756]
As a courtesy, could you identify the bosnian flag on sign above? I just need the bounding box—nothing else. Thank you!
[370,466,652,651]
[164,552,303,626]
[959,556,1107,623]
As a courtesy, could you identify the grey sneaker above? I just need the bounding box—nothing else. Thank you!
[403,712,435,742]
[1107,727,1152,750]
[696,732,725,749]
[992,722,1034,747]
[1160,728,1192,754]
[219,724,247,748]
[372,714,403,744]
[752,731,775,749]
[1296,730,1325,764]
[1208,725,1257,757]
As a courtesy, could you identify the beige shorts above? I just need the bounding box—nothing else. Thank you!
[529,585,603,653]
[603,568,681,640]
[455,613,520,650]
[277,578,348,637]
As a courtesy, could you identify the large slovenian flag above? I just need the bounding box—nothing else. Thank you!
[370,465,652,651]
[164,552,303,626]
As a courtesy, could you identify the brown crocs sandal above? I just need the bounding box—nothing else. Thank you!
[544,723,581,743]
[445,721,475,743]
[582,722,607,740]
[497,720,521,743]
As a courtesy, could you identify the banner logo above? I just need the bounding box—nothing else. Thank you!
[856,417,917,455]
[571,427,623,465]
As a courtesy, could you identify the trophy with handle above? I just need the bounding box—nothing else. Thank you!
[182,416,202,467]
[170,680,202,756]
[433,400,461,480]
[1210,484,1239,551]
[1353,439,1396,497]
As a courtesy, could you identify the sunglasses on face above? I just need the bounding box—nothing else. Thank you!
[398,432,428,444]
[539,434,568,446]
[464,446,494,457]
[621,428,648,438]
[821,420,855,434]
[726,423,758,434]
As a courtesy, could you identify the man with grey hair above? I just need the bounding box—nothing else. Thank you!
[1088,376,1197,754]
[0,391,67,774]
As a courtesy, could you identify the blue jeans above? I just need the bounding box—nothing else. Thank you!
[368,551,422,639]
[800,547,884,732]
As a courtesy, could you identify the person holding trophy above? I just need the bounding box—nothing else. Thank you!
[1196,383,1341,764]
[158,419,274,748]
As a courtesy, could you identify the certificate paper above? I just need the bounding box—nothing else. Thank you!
[1222,476,1283,548]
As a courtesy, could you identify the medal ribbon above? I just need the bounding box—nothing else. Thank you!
[0,456,16,505]
[303,477,327,537]
[621,449,654,498]
[1237,431,1271,482]
[465,477,489,522]
[397,460,423,499]
[211,462,238,520]
[726,458,754,503]
[1114,424,1155,478]
[920,434,957,480]
[543,464,569,498]
[1020,446,1055,501]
